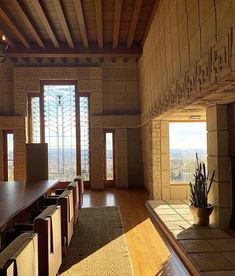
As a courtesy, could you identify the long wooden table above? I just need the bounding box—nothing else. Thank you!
[0,180,59,228]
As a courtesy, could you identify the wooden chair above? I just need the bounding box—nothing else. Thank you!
[58,190,74,256]
[74,176,84,209]
[67,181,79,224]
[55,181,79,225]
[0,233,38,276]
[45,190,74,256]
[34,205,62,276]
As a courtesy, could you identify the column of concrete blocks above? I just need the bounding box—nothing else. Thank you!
[14,69,28,116]
[152,120,162,199]
[89,126,104,190]
[141,123,153,194]
[207,105,232,229]
[160,120,170,200]
[0,61,14,116]
[13,118,27,181]
[89,68,104,189]
[115,128,128,188]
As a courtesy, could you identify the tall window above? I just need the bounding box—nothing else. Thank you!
[105,130,115,183]
[28,94,41,143]
[169,122,207,183]
[43,84,77,181]
[28,84,91,182]
[3,131,14,181]
[79,95,90,181]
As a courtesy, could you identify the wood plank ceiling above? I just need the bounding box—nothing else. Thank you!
[0,0,158,60]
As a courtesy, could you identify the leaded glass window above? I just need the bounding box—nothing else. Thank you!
[44,84,77,181]
[79,96,90,181]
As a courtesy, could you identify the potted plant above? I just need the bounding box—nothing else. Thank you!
[189,154,215,226]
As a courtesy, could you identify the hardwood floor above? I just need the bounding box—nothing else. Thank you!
[82,188,186,276]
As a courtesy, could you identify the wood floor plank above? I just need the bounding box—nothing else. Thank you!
[82,188,186,275]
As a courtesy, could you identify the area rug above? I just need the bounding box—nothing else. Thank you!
[60,206,134,276]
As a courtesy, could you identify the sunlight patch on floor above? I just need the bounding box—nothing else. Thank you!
[124,217,172,276]
[60,235,133,276]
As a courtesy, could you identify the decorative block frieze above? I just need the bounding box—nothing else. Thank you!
[211,33,231,82]
[140,24,235,126]
[186,64,198,98]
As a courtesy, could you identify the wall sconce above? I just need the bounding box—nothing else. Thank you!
[0,35,9,63]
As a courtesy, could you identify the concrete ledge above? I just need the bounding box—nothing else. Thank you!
[146,200,235,276]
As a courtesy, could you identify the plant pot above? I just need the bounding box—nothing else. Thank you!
[189,204,214,226]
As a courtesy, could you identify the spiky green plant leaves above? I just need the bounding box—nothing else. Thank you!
[189,153,215,208]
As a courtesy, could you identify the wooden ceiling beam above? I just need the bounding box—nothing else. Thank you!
[95,0,103,48]
[31,0,60,48]
[52,0,74,48]
[113,0,122,48]
[0,8,30,48]
[8,48,142,58]
[73,0,88,48]
[127,0,142,48]
[13,1,45,48]
[141,0,160,48]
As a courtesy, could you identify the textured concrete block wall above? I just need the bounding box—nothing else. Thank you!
[207,105,232,228]
[141,122,153,195]
[0,61,14,116]
[115,128,128,187]
[139,0,235,121]
[102,59,139,115]
[0,59,141,187]
[139,0,235,224]
[127,128,144,187]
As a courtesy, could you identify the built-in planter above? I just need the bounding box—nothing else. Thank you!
[189,204,214,226]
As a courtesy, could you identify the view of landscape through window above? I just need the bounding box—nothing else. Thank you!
[44,85,77,181]
[7,133,14,181]
[105,132,114,180]
[30,86,90,181]
[169,122,207,183]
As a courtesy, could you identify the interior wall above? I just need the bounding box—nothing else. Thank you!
[139,0,235,122]
[141,122,153,195]
[207,104,232,229]
[127,128,144,186]
[0,61,14,116]
[0,59,143,188]
[139,0,235,197]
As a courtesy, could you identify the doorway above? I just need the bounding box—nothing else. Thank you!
[3,131,14,181]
